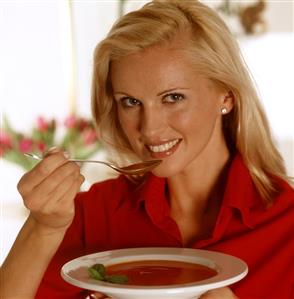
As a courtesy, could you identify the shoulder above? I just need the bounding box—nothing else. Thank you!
[270,179,294,213]
[251,179,294,231]
[225,153,294,226]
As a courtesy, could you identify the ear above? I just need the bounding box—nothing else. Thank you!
[220,91,234,114]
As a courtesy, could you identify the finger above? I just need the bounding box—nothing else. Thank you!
[18,151,69,195]
[201,287,238,299]
[44,173,85,214]
[24,164,82,211]
[31,151,70,186]
[51,171,84,202]
[27,175,85,231]
[43,146,60,157]
[36,161,80,196]
[90,292,112,299]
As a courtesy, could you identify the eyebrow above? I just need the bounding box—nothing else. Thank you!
[113,87,189,97]
[113,92,131,97]
[157,87,189,96]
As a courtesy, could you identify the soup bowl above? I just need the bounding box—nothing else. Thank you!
[61,247,248,299]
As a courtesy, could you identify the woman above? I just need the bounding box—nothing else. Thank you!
[1,1,293,299]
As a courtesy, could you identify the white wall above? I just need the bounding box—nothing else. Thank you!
[1,0,293,127]
[1,0,293,264]
[0,0,119,264]
[0,1,119,131]
[266,0,294,32]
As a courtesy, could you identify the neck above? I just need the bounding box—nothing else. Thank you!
[167,142,231,216]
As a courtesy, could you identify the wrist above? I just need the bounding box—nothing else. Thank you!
[26,215,69,239]
[31,225,68,245]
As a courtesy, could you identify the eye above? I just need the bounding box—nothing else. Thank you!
[119,97,141,108]
[163,93,185,103]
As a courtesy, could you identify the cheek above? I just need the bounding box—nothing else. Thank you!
[173,103,219,136]
[118,110,138,138]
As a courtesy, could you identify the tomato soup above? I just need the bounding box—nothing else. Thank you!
[106,260,217,286]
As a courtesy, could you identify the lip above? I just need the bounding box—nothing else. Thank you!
[145,139,181,159]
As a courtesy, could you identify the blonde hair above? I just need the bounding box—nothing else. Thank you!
[91,0,291,203]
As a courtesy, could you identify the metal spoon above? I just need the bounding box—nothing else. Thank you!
[24,153,161,175]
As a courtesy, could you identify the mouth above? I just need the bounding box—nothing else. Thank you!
[146,138,181,157]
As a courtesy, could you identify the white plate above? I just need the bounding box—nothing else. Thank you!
[61,247,248,299]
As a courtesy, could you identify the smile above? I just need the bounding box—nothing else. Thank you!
[147,139,181,153]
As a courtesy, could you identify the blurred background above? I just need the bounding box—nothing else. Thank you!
[1,0,293,264]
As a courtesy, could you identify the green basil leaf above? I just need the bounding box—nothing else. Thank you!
[91,263,106,277]
[106,275,129,284]
[88,268,105,281]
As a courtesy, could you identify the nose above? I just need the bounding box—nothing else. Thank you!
[139,107,165,140]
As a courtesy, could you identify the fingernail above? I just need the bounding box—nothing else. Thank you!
[43,146,59,157]
[63,151,70,159]
[47,146,59,153]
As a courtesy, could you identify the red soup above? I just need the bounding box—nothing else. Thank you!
[106,260,217,286]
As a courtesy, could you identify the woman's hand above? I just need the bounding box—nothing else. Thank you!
[17,148,85,234]
[200,287,238,299]
[88,293,111,299]
[1,148,85,299]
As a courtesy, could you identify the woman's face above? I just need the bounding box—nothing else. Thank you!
[111,45,230,177]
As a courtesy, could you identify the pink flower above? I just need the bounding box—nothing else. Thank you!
[37,116,49,132]
[37,141,46,152]
[19,138,33,153]
[82,128,97,145]
[64,115,77,129]
[78,119,89,131]
[0,132,12,148]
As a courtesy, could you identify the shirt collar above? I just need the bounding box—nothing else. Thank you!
[129,153,261,227]
[133,173,167,210]
[221,154,261,228]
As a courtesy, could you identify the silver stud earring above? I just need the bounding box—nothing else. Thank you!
[221,107,227,114]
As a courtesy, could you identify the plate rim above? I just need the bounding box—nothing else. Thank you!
[61,247,248,295]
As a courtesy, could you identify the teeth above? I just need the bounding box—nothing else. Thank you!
[148,139,179,153]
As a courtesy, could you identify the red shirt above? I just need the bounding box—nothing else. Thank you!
[36,154,294,299]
